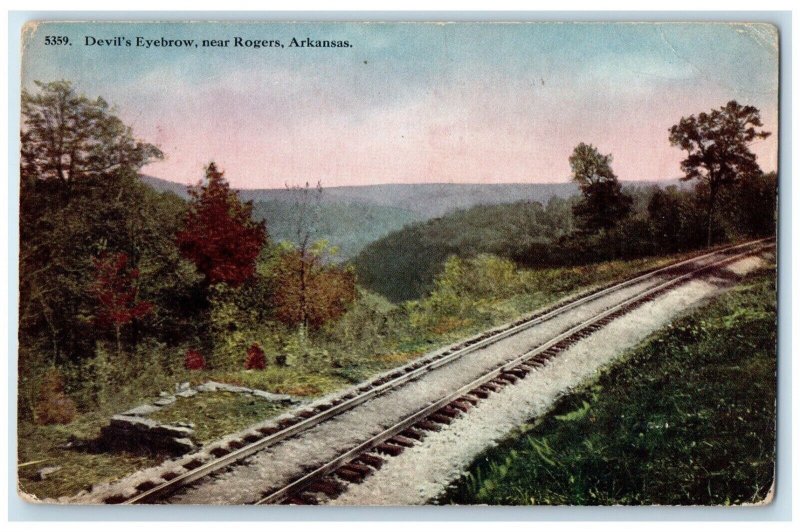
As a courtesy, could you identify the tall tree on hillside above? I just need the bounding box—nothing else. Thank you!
[669,100,771,247]
[569,142,632,234]
[19,81,168,363]
[176,163,267,287]
[284,181,323,332]
[21,80,163,190]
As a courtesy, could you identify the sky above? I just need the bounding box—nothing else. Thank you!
[21,21,779,189]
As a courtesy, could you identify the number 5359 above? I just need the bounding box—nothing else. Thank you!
[44,36,70,45]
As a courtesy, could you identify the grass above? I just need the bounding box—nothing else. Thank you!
[441,265,776,506]
[17,413,164,500]
[18,389,291,500]
[211,367,350,397]
[393,251,704,360]
[150,391,289,443]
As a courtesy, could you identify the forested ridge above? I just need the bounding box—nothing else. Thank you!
[354,174,776,302]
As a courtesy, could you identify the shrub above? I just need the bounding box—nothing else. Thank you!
[410,254,529,331]
[245,343,266,370]
[59,340,181,413]
[34,368,77,425]
[271,244,358,330]
[184,348,206,370]
[318,290,396,369]
[207,281,276,369]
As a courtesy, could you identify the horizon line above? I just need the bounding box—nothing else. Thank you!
[140,174,687,191]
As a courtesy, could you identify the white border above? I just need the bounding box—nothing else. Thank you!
[3,2,796,528]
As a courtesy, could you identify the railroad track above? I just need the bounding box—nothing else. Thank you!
[253,240,774,505]
[116,238,773,505]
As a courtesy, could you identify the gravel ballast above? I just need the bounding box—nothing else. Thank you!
[165,275,672,504]
[67,250,769,505]
[331,256,769,505]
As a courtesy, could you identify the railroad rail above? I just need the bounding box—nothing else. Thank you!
[118,238,773,505]
[255,240,774,505]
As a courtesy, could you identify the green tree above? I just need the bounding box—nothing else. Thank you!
[21,80,162,190]
[668,100,771,247]
[735,171,778,237]
[568,142,632,235]
[647,186,685,253]
[19,81,176,363]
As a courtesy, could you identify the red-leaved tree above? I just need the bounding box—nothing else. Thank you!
[176,163,267,287]
[92,252,153,355]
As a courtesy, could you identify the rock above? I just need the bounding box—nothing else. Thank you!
[102,416,197,456]
[176,382,191,392]
[196,381,224,392]
[36,466,62,480]
[159,391,171,398]
[171,438,198,454]
[111,414,159,431]
[153,396,176,407]
[215,383,250,393]
[250,390,296,403]
[151,424,194,439]
[122,404,161,416]
[176,389,197,398]
[57,437,88,450]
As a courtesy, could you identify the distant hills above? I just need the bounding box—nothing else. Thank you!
[140,175,683,261]
[250,200,419,261]
[140,175,584,218]
[352,199,576,302]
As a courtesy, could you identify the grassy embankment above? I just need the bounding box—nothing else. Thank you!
[18,248,718,500]
[441,265,776,506]
[208,250,700,395]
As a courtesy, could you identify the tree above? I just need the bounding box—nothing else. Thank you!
[21,80,162,190]
[91,252,153,355]
[669,100,771,246]
[734,171,777,237]
[568,142,632,234]
[19,81,169,364]
[283,182,323,331]
[176,163,267,287]
[272,243,357,331]
[647,186,686,252]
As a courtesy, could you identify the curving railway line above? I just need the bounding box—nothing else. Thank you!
[97,238,773,505]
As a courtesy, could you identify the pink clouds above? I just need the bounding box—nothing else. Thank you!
[21,22,779,189]
[133,65,778,189]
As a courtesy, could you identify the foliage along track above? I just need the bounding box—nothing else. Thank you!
[256,242,774,505]
[98,238,772,505]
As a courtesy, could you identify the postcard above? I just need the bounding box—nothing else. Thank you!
[17,20,778,506]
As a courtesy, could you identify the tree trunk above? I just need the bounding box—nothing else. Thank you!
[298,252,309,362]
[201,290,214,366]
[300,256,308,330]
[115,324,122,357]
[706,186,718,248]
